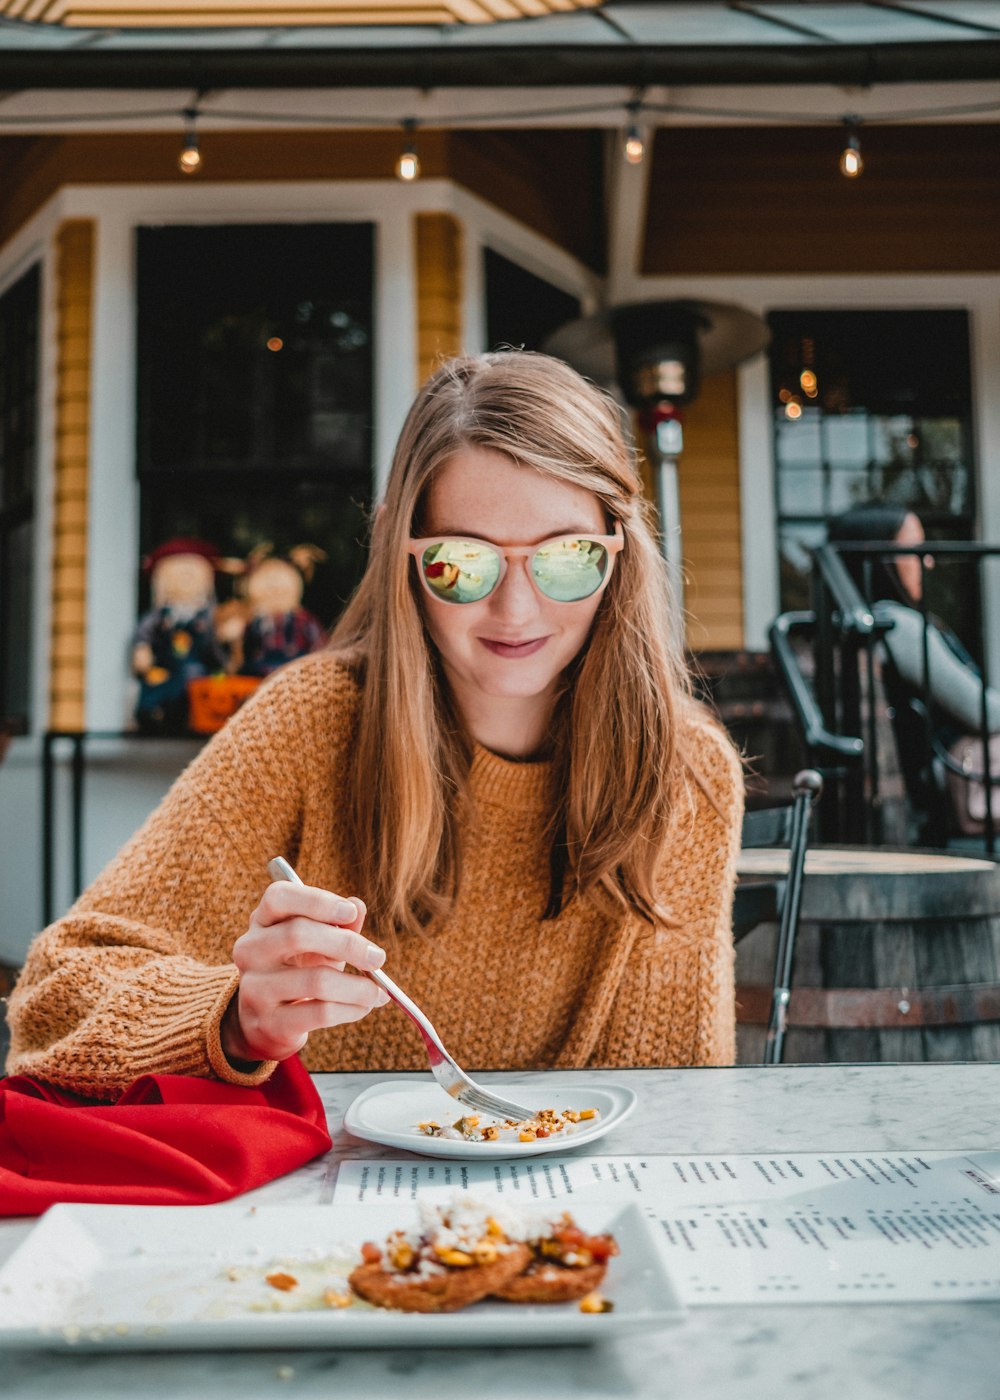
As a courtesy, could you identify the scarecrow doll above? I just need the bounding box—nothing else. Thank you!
[131,537,229,733]
[238,544,328,678]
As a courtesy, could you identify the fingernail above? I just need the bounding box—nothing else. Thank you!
[377,989,391,1006]
[366,944,385,968]
[335,900,357,923]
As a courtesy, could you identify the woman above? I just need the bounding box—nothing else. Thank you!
[827,501,1000,737]
[7,353,743,1099]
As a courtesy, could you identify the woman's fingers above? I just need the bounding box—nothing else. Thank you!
[237,997,383,1061]
[232,969,390,1062]
[224,880,387,1065]
[255,879,361,929]
[344,895,368,935]
[254,965,390,1010]
[234,913,385,974]
[275,997,386,1038]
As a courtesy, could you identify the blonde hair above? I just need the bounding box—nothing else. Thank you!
[332,351,698,942]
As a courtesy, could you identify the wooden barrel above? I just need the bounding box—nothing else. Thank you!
[735,848,1000,1064]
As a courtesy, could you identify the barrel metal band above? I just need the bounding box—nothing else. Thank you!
[736,982,1000,1029]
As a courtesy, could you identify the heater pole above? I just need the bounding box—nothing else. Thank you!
[639,405,686,627]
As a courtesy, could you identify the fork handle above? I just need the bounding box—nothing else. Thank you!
[265,857,450,1062]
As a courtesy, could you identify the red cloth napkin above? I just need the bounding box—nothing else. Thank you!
[0,1056,331,1216]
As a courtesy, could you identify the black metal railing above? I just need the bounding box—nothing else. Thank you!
[770,540,1000,852]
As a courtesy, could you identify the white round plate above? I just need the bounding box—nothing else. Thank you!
[342,1080,637,1159]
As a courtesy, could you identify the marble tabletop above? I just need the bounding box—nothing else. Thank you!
[3,1063,1000,1400]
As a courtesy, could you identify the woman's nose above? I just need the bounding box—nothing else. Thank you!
[489,557,540,622]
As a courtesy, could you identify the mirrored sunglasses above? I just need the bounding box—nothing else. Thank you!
[408,524,624,605]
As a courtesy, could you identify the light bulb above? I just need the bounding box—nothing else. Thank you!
[396,121,420,182]
[624,125,644,166]
[178,136,202,176]
[396,145,420,182]
[839,124,863,179]
[178,107,202,175]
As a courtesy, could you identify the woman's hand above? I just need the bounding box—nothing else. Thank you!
[221,880,390,1065]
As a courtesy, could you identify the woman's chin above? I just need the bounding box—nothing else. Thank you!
[465,662,561,704]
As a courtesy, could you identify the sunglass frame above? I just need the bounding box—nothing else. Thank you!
[407,521,624,605]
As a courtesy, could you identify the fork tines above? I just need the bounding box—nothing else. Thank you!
[458,1087,537,1121]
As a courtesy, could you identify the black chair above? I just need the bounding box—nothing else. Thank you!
[734,768,823,1064]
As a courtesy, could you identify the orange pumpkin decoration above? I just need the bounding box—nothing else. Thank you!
[186,675,261,734]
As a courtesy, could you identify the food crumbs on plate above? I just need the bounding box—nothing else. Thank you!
[266,1271,299,1292]
[579,1291,614,1313]
[323,1289,353,1309]
[418,1107,600,1144]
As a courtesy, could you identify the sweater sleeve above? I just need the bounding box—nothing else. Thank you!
[6,657,351,1100]
[880,602,1000,734]
[592,714,744,1068]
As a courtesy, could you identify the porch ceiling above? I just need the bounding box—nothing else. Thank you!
[1,2,999,86]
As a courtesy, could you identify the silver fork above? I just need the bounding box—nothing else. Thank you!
[267,857,537,1121]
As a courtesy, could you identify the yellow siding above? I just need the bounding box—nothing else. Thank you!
[414,211,463,387]
[632,372,744,652]
[48,219,94,732]
[678,369,743,651]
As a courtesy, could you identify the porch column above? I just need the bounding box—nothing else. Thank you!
[48,219,95,733]
[680,368,744,652]
[414,211,464,386]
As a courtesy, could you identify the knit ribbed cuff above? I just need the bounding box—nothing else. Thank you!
[113,961,276,1088]
[204,970,279,1087]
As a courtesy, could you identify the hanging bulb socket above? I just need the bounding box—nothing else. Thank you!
[396,120,420,182]
[839,118,863,179]
[178,108,202,176]
[623,99,644,166]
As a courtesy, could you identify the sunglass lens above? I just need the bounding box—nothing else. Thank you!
[421,541,501,603]
[532,539,610,601]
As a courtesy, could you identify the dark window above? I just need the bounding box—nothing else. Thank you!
[136,224,375,626]
[770,309,976,640]
[0,263,40,734]
[484,249,581,353]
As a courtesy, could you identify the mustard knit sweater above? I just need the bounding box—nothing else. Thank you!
[7,654,743,1099]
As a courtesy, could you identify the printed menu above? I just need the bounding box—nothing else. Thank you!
[332,1151,1000,1304]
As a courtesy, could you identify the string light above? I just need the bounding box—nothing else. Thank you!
[624,124,644,165]
[623,99,644,166]
[395,119,420,182]
[178,108,202,176]
[6,95,984,189]
[839,118,863,178]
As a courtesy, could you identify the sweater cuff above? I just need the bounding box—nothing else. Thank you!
[204,970,279,1087]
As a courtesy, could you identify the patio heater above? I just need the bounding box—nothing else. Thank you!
[544,300,770,616]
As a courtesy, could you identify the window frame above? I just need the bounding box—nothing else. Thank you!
[133,220,378,631]
[768,306,977,618]
[0,260,41,735]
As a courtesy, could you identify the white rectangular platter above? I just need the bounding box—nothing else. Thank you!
[0,1200,684,1351]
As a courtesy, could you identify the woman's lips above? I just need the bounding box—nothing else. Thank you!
[479,636,549,658]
